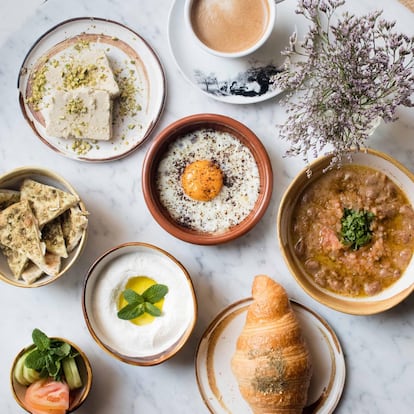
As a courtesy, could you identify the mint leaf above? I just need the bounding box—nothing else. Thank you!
[32,329,50,351]
[25,349,47,371]
[144,302,162,317]
[117,303,145,320]
[117,284,169,321]
[46,355,60,378]
[123,288,144,304]
[50,342,71,358]
[142,284,168,304]
[25,329,74,381]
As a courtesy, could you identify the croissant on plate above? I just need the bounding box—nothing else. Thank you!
[231,275,312,414]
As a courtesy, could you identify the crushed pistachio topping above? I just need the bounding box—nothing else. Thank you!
[26,65,49,111]
[65,97,88,115]
[71,139,92,155]
[74,40,91,52]
[114,68,142,120]
[62,63,99,89]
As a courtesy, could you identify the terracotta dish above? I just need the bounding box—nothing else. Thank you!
[142,113,273,245]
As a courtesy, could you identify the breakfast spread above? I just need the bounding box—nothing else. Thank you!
[156,128,260,233]
[291,165,414,297]
[5,1,414,412]
[231,275,312,414]
[0,179,88,284]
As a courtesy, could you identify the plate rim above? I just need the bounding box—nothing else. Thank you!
[167,0,286,105]
[195,297,346,414]
[18,16,167,162]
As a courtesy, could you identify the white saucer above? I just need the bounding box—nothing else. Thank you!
[18,17,166,162]
[168,0,302,104]
[195,298,346,413]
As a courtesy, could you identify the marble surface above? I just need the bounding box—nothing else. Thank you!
[0,0,413,413]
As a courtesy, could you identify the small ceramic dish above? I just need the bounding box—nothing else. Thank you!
[10,337,93,413]
[142,113,273,245]
[82,242,197,366]
[0,166,88,288]
[278,149,414,315]
[196,298,345,414]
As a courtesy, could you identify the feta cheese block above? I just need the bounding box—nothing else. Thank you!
[46,49,120,98]
[46,87,113,141]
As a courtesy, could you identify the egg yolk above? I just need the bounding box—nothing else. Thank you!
[181,160,223,202]
[118,276,165,326]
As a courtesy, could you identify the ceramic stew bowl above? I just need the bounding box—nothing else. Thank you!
[278,149,414,315]
[142,113,273,245]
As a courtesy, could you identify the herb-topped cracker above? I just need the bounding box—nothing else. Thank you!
[61,206,88,253]
[0,200,46,270]
[0,189,20,210]
[42,219,68,258]
[21,179,80,227]
[0,246,28,280]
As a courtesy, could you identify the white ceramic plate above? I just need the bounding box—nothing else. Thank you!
[196,298,346,414]
[168,0,302,104]
[18,17,166,162]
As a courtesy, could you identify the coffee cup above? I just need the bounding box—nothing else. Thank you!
[184,0,285,59]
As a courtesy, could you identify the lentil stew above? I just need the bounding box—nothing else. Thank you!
[291,165,414,297]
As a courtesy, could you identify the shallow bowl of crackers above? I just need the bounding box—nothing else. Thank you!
[0,166,88,288]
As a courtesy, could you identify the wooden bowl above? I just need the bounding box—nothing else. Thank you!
[142,113,273,245]
[82,242,197,366]
[10,337,92,413]
[278,149,414,315]
[0,166,88,287]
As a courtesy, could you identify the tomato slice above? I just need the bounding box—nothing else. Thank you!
[25,378,69,414]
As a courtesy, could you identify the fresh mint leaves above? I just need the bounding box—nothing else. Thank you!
[25,328,76,381]
[117,284,168,321]
[340,208,375,250]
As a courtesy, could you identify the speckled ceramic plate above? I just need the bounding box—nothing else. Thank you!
[18,17,166,162]
[168,0,301,104]
[196,298,346,414]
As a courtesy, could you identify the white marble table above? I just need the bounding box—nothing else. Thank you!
[0,0,413,413]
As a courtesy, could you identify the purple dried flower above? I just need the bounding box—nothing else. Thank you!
[276,0,414,169]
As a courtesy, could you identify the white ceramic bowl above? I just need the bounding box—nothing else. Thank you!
[278,149,414,315]
[82,242,197,365]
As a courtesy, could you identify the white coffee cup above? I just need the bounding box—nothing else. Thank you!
[184,0,285,59]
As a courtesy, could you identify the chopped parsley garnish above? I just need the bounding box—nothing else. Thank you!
[340,208,375,250]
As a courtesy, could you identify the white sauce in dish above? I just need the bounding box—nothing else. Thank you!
[89,249,195,357]
[156,128,261,233]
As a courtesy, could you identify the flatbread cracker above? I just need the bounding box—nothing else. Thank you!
[61,206,88,252]
[21,253,61,285]
[20,179,79,226]
[1,246,28,279]
[42,219,68,258]
[0,189,20,210]
[0,200,46,269]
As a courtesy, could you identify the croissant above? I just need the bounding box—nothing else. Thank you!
[231,275,312,414]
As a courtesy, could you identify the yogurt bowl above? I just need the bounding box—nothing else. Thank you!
[82,242,197,365]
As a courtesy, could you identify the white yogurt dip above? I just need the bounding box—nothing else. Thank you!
[87,246,195,357]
